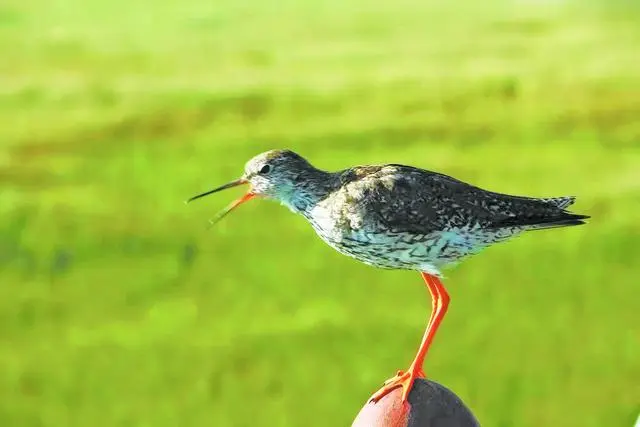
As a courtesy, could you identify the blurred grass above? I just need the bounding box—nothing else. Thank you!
[1,0,639,426]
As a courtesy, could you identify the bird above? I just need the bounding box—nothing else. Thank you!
[187,149,589,405]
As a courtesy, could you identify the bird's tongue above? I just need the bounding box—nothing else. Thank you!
[210,192,256,225]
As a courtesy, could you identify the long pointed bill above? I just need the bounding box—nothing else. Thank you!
[186,178,256,226]
[186,178,248,203]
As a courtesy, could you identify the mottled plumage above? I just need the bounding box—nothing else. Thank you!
[217,149,588,276]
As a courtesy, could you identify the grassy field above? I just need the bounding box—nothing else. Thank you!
[1,0,639,426]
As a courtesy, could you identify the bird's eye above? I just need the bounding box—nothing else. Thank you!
[259,164,272,174]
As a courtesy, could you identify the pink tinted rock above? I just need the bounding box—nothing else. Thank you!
[352,378,480,427]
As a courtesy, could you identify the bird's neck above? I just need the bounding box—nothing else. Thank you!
[282,169,339,215]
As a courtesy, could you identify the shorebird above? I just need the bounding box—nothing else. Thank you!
[187,149,589,404]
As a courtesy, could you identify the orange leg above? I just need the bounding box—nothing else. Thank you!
[369,272,450,404]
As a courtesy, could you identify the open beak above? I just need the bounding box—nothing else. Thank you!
[186,178,256,225]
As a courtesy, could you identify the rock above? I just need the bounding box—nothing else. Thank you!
[352,378,480,427]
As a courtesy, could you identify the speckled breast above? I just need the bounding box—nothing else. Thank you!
[304,205,520,272]
[303,208,439,271]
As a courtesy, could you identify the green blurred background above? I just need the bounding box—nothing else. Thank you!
[1,0,639,426]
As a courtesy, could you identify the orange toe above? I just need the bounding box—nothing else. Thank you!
[368,367,424,404]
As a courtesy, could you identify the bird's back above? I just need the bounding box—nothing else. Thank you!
[335,164,588,233]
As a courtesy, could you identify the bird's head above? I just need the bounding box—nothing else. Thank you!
[187,149,320,224]
[242,149,313,199]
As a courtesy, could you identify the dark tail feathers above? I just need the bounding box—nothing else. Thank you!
[492,195,590,230]
[526,214,590,230]
[527,195,589,230]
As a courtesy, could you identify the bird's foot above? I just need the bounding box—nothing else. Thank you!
[368,367,425,404]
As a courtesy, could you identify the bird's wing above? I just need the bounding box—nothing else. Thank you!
[340,165,583,235]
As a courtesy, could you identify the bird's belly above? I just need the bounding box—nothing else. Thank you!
[313,224,520,273]
[313,226,443,270]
